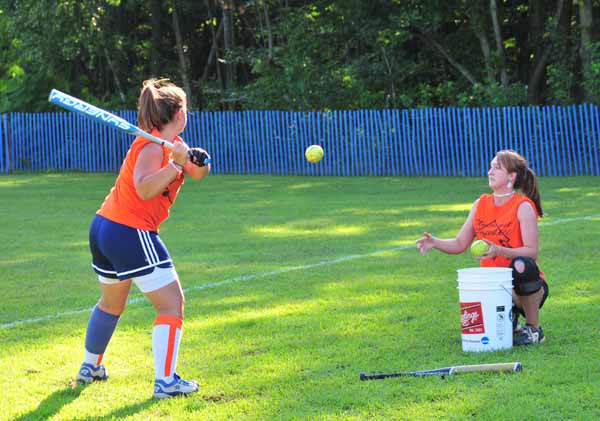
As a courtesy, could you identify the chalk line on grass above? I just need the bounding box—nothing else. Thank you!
[539,213,600,226]
[1,244,413,330]
[2,213,598,330]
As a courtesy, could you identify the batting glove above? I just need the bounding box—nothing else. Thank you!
[188,148,211,167]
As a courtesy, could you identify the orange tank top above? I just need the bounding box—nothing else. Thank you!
[473,194,543,276]
[97,131,185,232]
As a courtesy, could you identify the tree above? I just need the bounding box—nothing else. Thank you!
[1,0,599,111]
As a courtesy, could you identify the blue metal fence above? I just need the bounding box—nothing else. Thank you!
[1,105,599,176]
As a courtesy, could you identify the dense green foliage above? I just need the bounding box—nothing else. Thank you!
[1,0,600,112]
[1,174,599,419]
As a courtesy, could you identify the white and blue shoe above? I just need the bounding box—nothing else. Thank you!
[153,373,199,399]
[76,362,109,384]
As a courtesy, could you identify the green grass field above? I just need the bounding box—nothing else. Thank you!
[1,174,599,420]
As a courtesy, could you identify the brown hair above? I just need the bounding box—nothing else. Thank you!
[496,150,543,217]
[137,78,186,132]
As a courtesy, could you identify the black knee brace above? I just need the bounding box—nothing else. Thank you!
[511,257,543,296]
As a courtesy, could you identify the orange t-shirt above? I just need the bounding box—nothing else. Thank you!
[473,194,544,278]
[97,131,185,232]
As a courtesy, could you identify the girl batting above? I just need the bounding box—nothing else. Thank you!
[77,79,210,398]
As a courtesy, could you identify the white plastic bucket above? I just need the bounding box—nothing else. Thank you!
[457,267,513,352]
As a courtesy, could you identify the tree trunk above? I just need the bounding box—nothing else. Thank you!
[477,33,493,83]
[527,0,544,96]
[527,0,564,103]
[514,0,531,84]
[262,0,274,60]
[150,0,162,77]
[468,2,493,83]
[415,29,479,87]
[559,0,572,43]
[202,20,224,82]
[72,2,83,96]
[171,2,193,108]
[554,0,574,102]
[381,46,396,107]
[204,0,224,87]
[579,0,593,101]
[103,47,126,104]
[490,0,509,88]
[221,0,235,89]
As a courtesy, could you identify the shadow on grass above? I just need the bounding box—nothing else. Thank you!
[13,384,157,421]
[72,398,158,421]
[13,387,82,421]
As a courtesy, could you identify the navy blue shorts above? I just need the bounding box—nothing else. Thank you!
[89,214,175,287]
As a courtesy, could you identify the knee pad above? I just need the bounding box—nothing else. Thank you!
[511,257,543,296]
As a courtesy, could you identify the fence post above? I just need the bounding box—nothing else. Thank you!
[1,114,10,174]
[0,114,4,174]
[590,104,600,176]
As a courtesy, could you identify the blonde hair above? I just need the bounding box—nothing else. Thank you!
[496,150,543,216]
[137,78,186,132]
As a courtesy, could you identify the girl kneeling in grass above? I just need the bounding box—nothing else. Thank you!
[416,150,548,346]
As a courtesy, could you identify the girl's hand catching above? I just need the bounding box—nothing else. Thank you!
[476,239,499,260]
[416,232,436,256]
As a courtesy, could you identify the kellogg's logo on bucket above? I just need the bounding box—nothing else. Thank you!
[460,301,485,334]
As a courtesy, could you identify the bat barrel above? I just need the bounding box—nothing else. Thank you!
[48,89,175,150]
[451,362,523,374]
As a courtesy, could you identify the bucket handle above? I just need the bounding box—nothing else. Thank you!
[501,284,513,298]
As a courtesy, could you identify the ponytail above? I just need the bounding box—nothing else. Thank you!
[497,149,544,217]
[517,167,543,217]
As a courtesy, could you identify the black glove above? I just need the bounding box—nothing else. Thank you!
[187,148,211,167]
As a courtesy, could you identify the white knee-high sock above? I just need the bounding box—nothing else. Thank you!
[152,315,183,382]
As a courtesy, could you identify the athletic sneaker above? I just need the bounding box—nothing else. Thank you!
[153,373,199,399]
[514,325,545,346]
[76,362,109,384]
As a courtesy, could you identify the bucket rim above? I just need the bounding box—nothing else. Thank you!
[457,267,512,274]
